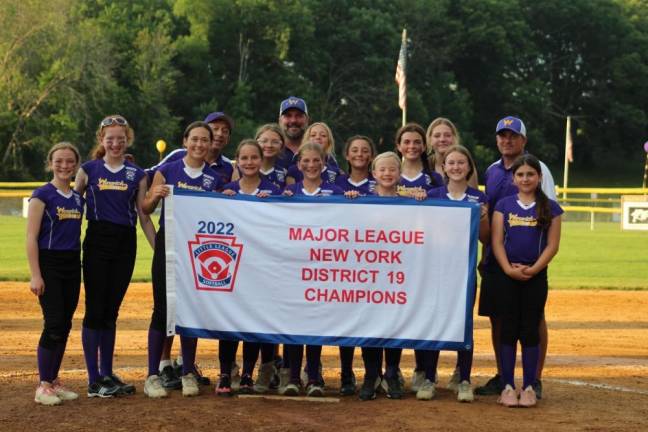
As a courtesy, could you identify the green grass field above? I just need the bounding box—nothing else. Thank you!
[2,215,647,289]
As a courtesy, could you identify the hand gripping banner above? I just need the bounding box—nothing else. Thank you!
[165,189,479,350]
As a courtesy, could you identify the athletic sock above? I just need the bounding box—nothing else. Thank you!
[82,326,101,384]
[424,350,440,382]
[458,347,474,382]
[37,345,56,383]
[218,340,237,376]
[181,336,198,376]
[521,345,540,389]
[147,328,165,377]
[242,342,260,376]
[99,328,116,377]
[305,345,322,381]
[384,348,402,378]
[414,349,426,372]
[51,339,68,381]
[361,347,380,381]
[260,343,275,364]
[339,346,355,376]
[287,344,304,383]
[500,343,517,388]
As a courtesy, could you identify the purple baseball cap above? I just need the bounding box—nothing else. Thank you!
[496,116,527,137]
[279,96,308,116]
[203,112,234,130]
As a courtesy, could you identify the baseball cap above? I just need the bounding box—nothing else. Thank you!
[495,116,526,137]
[279,96,308,116]
[204,112,234,130]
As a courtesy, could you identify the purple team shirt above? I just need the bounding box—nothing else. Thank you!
[494,195,563,264]
[397,171,442,196]
[427,185,488,205]
[287,158,342,184]
[285,181,344,196]
[147,149,234,185]
[335,174,376,195]
[82,159,145,227]
[31,183,84,250]
[260,165,288,190]
[222,178,281,195]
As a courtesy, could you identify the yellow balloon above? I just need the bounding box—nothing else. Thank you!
[156,139,167,153]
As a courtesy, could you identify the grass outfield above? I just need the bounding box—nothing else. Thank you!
[2,215,647,288]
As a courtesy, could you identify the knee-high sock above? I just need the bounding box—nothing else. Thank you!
[242,342,260,376]
[458,347,474,383]
[147,328,166,377]
[99,328,116,377]
[521,345,539,389]
[339,346,355,376]
[52,339,68,381]
[384,348,402,378]
[424,350,440,382]
[37,345,56,383]
[82,326,101,384]
[287,345,303,383]
[414,349,426,371]
[305,345,322,381]
[181,336,198,376]
[500,343,517,388]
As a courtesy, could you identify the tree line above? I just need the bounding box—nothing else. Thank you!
[1,0,646,183]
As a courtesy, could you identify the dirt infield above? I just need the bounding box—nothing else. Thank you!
[1,283,647,431]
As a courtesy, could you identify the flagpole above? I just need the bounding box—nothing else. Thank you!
[402,29,407,127]
[562,116,571,200]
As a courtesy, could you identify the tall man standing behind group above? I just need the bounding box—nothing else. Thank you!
[276,96,310,170]
[476,116,556,399]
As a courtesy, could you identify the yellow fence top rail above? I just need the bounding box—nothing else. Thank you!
[556,187,648,194]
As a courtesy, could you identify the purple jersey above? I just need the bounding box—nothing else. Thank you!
[335,174,376,195]
[494,195,563,264]
[260,165,288,190]
[222,178,281,195]
[82,159,145,227]
[285,181,344,197]
[397,171,442,196]
[287,161,342,184]
[31,183,84,250]
[427,185,487,205]
[158,159,221,226]
[147,149,233,185]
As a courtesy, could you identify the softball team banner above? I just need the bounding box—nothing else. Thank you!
[165,189,479,350]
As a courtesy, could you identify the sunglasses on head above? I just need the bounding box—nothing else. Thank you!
[100,117,128,128]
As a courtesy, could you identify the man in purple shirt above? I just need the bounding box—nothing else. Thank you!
[476,116,556,399]
[276,96,309,170]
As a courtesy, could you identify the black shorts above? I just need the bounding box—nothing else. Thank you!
[477,264,497,317]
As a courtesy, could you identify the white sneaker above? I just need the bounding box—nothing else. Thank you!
[277,367,290,394]
[231,362,241,391]
[144,375,168,398]
[52,378,78,401]
[254,361,276,394]
[35,383,62,405]
[280,382,300,396]
[411,370,425,393]
[416,379,436,400]
[447,366,461,391]
[182,373,200,397]
[457,380,474,402]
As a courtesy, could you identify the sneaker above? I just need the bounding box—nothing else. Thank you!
[339,371,356,396]
[306,380,324,397]
[254,361,276,394]
[215,374,232,397]
[447,366,461,391]
[238,374,254,395]
[457,380,474,403]
[52,379,78,401]
[87,376,120,398]
[159,365,182,390]
[358,378,377,401]
[385,376,404,399]
[533,379,543,400]
[497,384,518,407]
[416,379,436,400]
[475,374,503,395]
[194,364,211,386]
[518,385,537,407]
[280,381,300,396]
[181,373,200,397]
[35,383,62,405]
[143,375,168,398]
[301,364,325,388]
[230,362,241,391]
[397,368,405,386]
[109,374,135,395]
[277,367,290,394]
[411,370,425,393]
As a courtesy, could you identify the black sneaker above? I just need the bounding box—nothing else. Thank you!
[216,374,232,397]
[87,376,121,398]
[109,374,135,395]
[358,378,377,401]
[340,371,357,396]
[533,379,543,400]
[385,375,403,399]
[160,365,182,390]
[194,364,211,386]
[238,374,254,395]
[475,374,503,395]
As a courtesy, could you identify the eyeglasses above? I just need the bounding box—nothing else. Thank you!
[258,139,283,146]
[100,117,128,128]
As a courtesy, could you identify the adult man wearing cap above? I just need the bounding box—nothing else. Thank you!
[146,112,235,185]
[276,96,309,169]
[476,116,556,399]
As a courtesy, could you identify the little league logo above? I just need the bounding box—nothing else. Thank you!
[188,235,243,291]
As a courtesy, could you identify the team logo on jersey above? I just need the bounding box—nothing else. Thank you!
[327,170,336,183]
[202,175,215,190]
[74,193,81,207]
[125,167,137,181]
[188,235,243,292]
[276,169,285,183]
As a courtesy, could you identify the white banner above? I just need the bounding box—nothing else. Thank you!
[165,189,479,350]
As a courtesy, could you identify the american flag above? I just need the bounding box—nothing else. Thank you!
[565,116,574,163]
[395,29,407,111]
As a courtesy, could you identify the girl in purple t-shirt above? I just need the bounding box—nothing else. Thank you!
[395,123,443,197]
[491,154,563,408]
[27,143,84,405]
[335,135,377,196]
